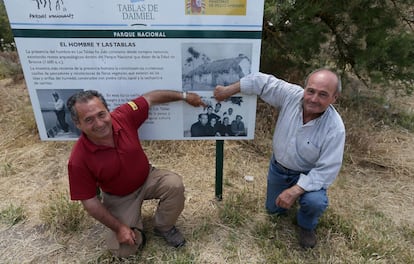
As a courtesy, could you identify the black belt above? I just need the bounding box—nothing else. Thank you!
[274,158,307,175]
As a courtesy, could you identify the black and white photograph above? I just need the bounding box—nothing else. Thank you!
[182,42,253,91]
[36,89,82,139]
[183,94,248,138]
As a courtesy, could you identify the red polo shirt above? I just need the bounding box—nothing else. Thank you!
[68,96,150,200]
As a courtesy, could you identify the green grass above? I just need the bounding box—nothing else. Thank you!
[40,191,88,234]
[190,215,214,240]
[218,190,260,228]
[1,160,14,177]
[0,204,26,226]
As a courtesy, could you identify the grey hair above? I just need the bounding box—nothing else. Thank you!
[304,68,342,94]
[66,90,108,124]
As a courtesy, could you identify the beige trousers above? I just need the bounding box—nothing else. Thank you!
[102,167,185,257]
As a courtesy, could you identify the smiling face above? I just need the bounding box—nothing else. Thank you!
[302,70,339,122]
[74,97,113,144]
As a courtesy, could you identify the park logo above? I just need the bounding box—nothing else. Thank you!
[30,0,74,20]
[33,0,67,12]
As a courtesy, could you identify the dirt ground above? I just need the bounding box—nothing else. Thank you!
[0,78,413,263]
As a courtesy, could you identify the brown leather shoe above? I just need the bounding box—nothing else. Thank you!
[299,227,317,248]
[154,226,186,248]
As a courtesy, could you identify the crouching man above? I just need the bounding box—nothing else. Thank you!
[67,90,205,257]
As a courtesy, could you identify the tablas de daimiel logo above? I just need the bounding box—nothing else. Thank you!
[117,0,160,22]
[186,0,206,15]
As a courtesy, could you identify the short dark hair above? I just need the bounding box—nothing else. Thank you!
[66,90,108,124]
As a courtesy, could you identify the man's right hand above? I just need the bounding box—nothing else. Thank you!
[186,92,207,108]
[214,82,241,102]
[82,197,136,245]
[116,224,136,245]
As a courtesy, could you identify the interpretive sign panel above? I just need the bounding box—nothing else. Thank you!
[4,0,264,140]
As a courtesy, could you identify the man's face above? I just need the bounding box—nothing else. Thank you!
[210,118,216,126]
[303,71,338,117]
[215,104,221,112]
[74,97,113,143]
[228,108,233,115]
[200,114,208,125]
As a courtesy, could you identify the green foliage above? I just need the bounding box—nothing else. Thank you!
[341,94,414,132]
[0,1,14,48]
[40,191,88,234]
[0,51,21,79]
[262,0,414,94]
[0,204,26,226]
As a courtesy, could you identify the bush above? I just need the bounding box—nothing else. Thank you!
[0,51,22,80]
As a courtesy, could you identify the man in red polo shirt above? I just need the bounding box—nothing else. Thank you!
[66,89,205,257]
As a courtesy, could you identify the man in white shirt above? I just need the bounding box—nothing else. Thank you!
[214,69,345,248]
[52,92,69,133]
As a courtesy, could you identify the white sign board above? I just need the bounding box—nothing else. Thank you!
[4,0,264,140]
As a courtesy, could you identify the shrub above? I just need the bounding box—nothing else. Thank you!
[0,51,22,80]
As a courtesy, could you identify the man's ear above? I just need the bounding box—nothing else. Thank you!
[75,121,81,130]
[332,92,339,103]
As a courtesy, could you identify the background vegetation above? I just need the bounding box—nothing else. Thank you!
[261,0,414,96]
[0,0,413,263]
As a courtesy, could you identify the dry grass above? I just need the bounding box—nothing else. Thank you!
[0,72,413,263]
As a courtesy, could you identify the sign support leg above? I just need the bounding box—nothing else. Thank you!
[215,140,224,201]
